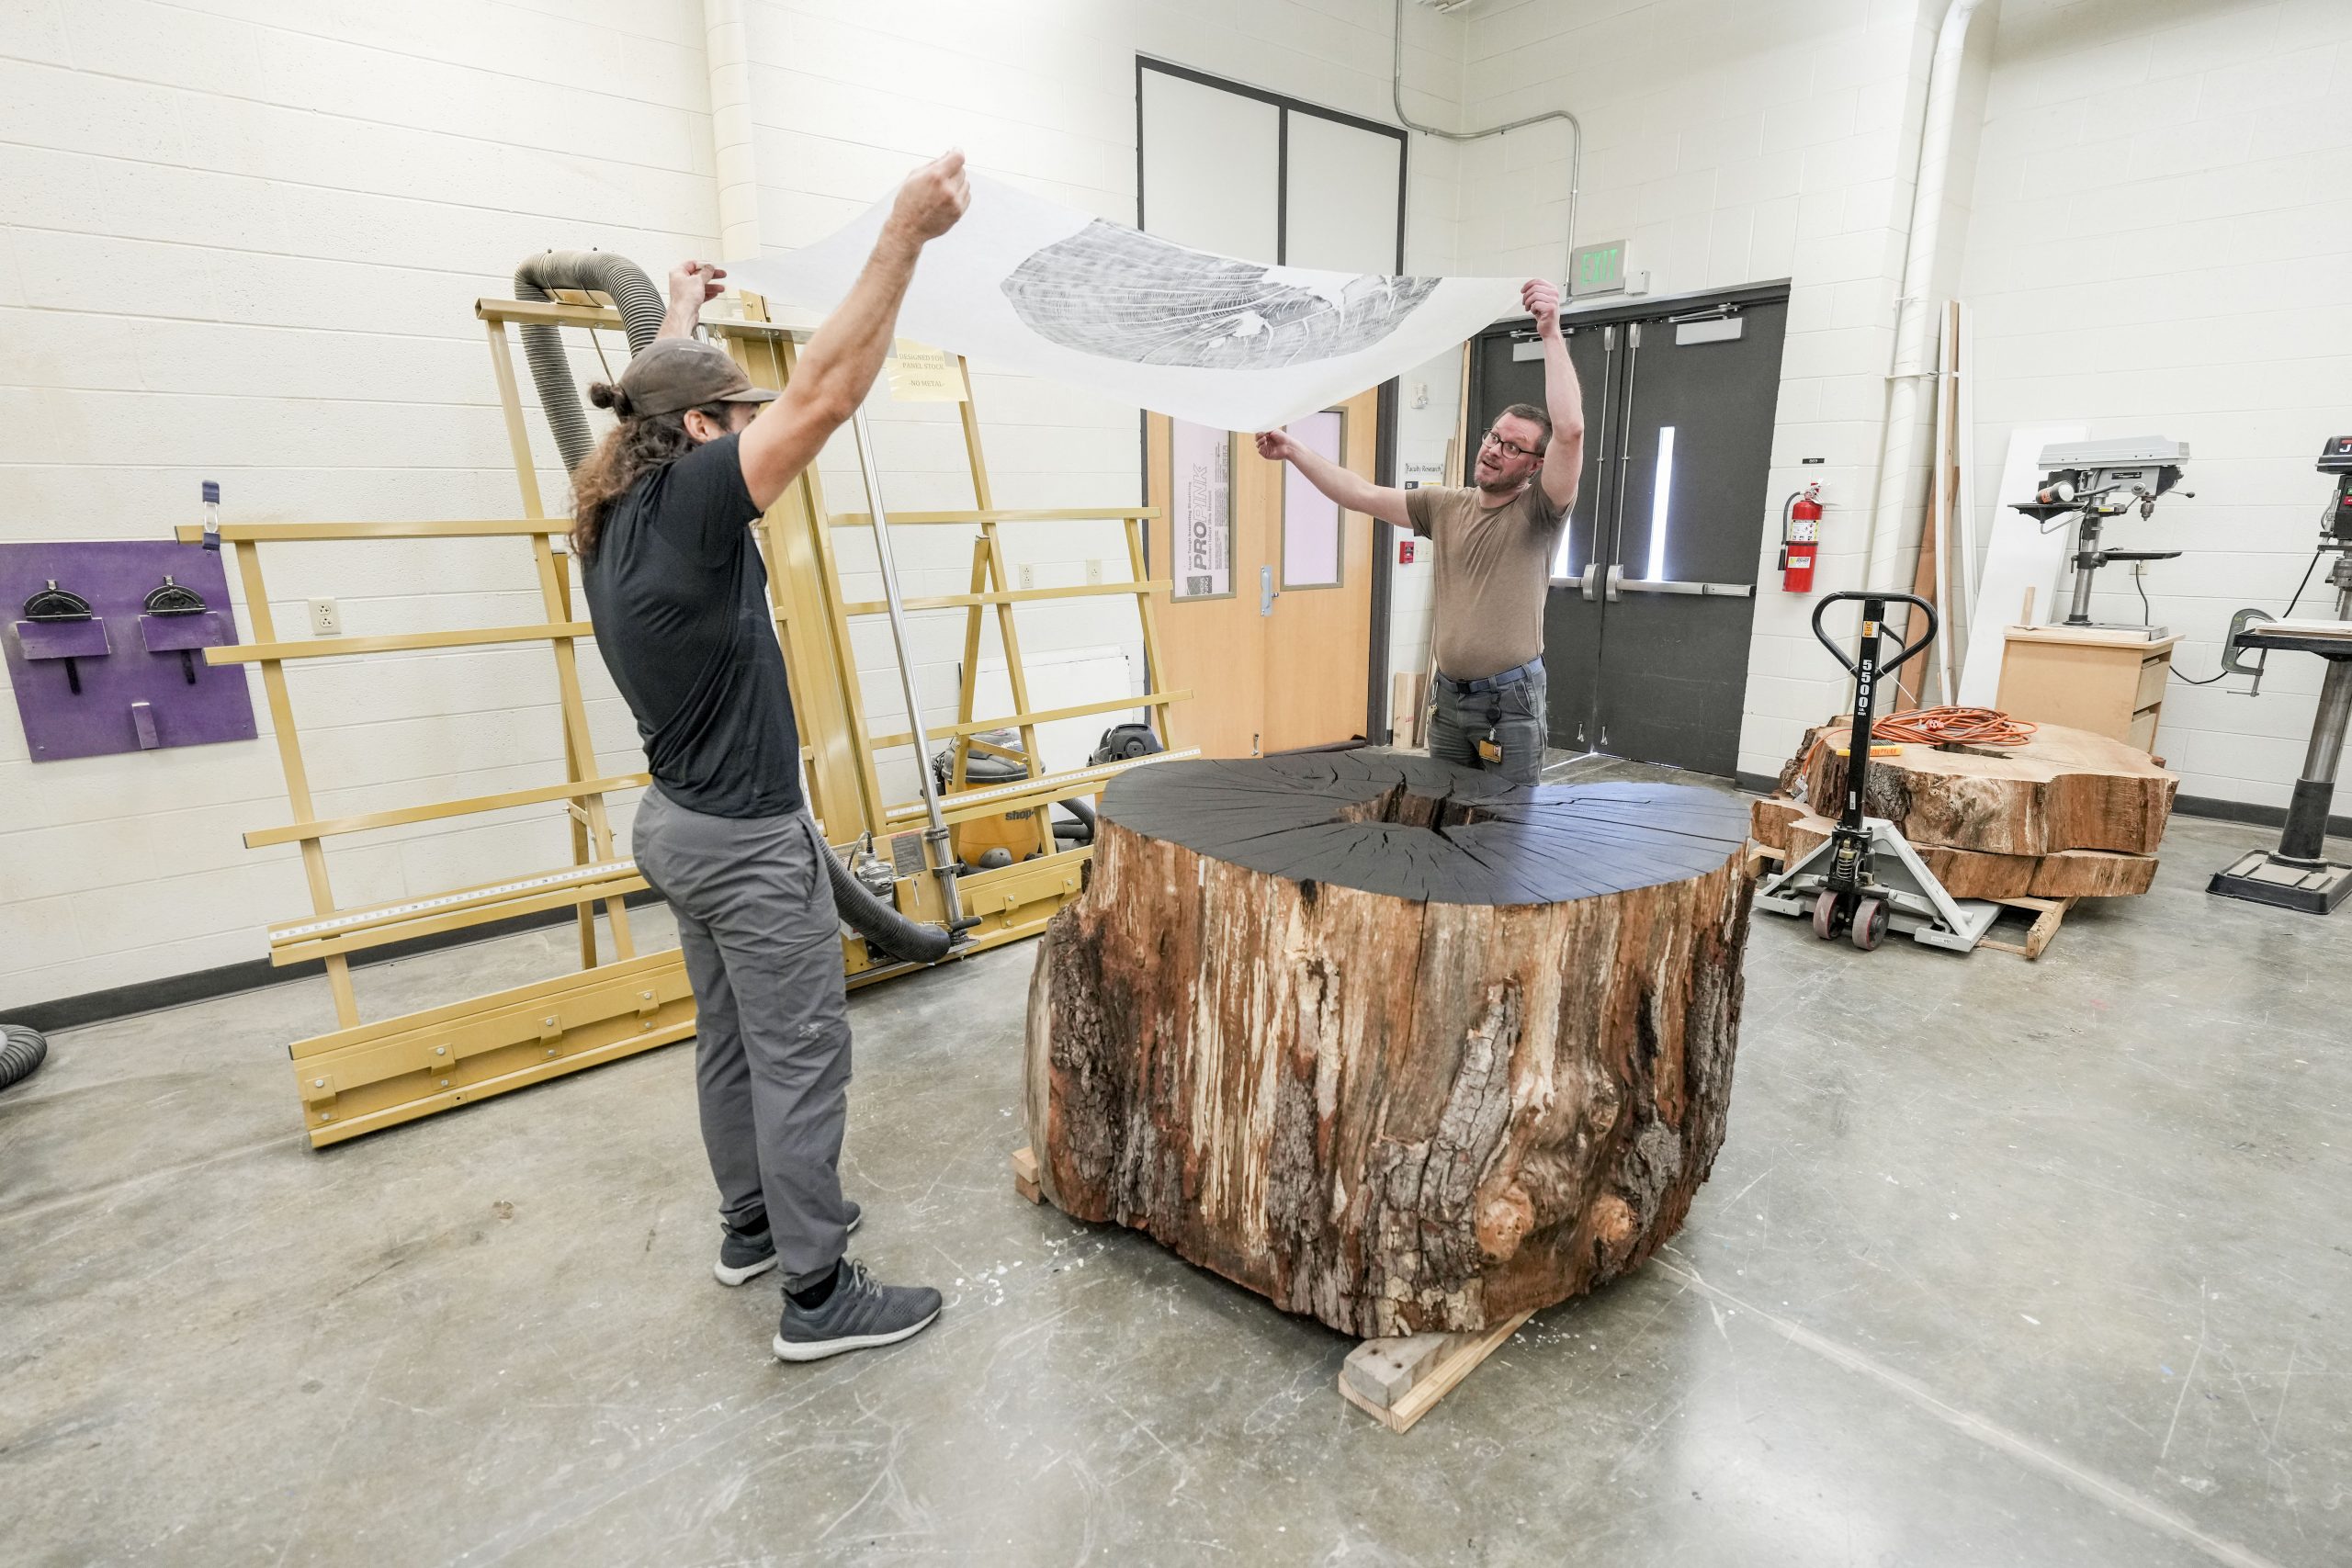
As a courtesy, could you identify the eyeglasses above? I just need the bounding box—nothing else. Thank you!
[1481,430,1542,460]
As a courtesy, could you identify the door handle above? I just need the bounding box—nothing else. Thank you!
[1260,565,1277,616]
[1611,576,1755,599]
[1577,563,1600,602]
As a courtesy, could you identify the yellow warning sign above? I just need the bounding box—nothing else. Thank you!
[886,340,968,402]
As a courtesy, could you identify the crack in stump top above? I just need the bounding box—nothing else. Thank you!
[1100,751,1747,906]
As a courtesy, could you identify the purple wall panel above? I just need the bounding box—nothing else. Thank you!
[1,541,260,761]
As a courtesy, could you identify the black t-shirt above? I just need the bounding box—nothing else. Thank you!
[580,432,803,818]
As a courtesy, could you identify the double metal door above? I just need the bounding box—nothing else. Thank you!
[1469,290,1788,776]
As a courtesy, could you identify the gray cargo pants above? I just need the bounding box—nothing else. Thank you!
[630,785,854,1291]
[1427,661,1548,786]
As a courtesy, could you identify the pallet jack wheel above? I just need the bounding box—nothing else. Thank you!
[1811,890,1840,941]
[1852,897,1889,952]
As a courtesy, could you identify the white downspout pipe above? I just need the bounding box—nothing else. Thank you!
[1860,0,1989,604]
[704,0,762,259]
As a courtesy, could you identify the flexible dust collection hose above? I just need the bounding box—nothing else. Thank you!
[1,1023,48,1092]
[821,849,952,964]
[512,250,667,472]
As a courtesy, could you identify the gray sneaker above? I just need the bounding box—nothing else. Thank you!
[772,1259,942,1361]
[713,1204,861,1287]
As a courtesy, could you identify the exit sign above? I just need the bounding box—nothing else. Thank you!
[1568,240,1627,298]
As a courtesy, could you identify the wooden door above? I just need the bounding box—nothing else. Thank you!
[1148,386,1379,758]
[1148,415,1265,759]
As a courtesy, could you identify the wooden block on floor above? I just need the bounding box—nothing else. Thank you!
[1010,1145,1042,1204]
[1979,896,2076,961]
[1338,1309,1533,1434]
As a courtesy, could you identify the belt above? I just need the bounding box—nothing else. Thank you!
[1436,659,1543,695]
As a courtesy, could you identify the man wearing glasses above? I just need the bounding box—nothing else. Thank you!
[1255,279,1584,784]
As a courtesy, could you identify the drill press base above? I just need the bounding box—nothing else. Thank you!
[2209,852,2352,915]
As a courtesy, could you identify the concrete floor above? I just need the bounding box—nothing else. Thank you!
[4,767,2347,1567]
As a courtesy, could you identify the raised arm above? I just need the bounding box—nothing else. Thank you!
[1252,428,1413,529]
[1521,278,1587,513]
[736,152,971,510]
[659,261,727,340]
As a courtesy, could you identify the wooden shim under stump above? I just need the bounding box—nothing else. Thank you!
[1022,1142,1526,1432]
[1011,1145,1042,1204]
[1340,1311,1536,1434]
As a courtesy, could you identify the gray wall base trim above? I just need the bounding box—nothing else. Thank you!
[6,889,669,1037]
[2174,792,2352,841]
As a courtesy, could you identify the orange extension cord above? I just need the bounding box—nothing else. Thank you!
[1868,705,2038,749]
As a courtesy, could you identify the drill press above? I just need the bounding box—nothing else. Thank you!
[2009,436,2193,638]
[2208,435,2352,915]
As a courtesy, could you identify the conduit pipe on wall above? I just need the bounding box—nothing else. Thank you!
[1860,0,1991,601]
[703,0,763,260]
[1390,0,1585,276]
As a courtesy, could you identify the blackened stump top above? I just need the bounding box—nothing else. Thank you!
[1099,751,1749,907]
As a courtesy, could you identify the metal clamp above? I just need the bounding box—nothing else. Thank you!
[2222,606,2274,693]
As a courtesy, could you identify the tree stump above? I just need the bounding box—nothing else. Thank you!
[1774,720,2177,856]
[1023,752,1754,1338]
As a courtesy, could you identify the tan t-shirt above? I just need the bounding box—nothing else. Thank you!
[1405,482,1570,681]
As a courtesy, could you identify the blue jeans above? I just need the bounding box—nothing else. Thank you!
[1427,663,1547,786]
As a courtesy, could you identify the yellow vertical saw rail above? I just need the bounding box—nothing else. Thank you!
[193,287,1190,1148]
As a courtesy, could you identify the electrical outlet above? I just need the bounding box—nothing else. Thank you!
[1086,558,1103,586]
[308,598,341,637]
[1019,563,1035,591]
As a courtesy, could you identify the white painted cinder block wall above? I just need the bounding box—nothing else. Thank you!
[1957,0,2352,811]
[0,0,725,1011]
[1445,0,1943,782]
[0,0,1465,1011]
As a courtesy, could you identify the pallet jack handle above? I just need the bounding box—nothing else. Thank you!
[1809,591,1938,679]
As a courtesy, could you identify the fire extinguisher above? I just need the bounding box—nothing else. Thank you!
[1779,484,1822,592]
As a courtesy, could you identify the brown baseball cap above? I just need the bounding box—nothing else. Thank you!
[615,338,779,419]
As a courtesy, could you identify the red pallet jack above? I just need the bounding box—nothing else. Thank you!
[1755,591,1999,953]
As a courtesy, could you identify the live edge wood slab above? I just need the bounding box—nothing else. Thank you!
[1023,752,1754,1339]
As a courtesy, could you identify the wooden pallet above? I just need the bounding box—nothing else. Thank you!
[1012,1146,1522,1432]
[1978,895,2076,960]
[1746,843,2075,959]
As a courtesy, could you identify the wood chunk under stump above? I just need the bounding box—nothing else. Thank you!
[1022,751,1755,1338]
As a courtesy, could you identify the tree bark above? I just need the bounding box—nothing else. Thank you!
[1024,753,1754,1338]
[1775,720,2177,855]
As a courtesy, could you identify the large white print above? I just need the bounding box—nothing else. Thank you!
[727,175,1522,434]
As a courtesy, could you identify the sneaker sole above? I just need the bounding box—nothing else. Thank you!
[771,1307,940,1363]
[713,1254,778,1287]
[711,1213,858,1289]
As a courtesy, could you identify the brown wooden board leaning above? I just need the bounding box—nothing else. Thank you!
[1021,752,1753,1423]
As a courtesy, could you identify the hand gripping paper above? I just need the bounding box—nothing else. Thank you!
[727,176,1523,433]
